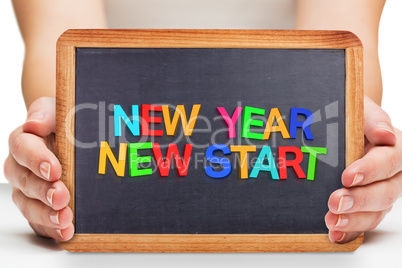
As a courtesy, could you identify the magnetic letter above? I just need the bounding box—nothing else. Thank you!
[217,107,243,138]
[141,104,163,136]
[129,142,153,177]
[241,106,265,140]
[278,146,306,179]
[152,143,193,176]
[289,107,314,140]
[263,108,291,139]
[98,141,127,177]
[249,146,279,180]
[162,104,201,136]
[230,145,256,179]
[114,105,140,137]
[301,146,328,180]
[204,144,232,178]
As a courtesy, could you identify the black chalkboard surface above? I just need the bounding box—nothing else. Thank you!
[56,29,364,252]
[75,47,344,234]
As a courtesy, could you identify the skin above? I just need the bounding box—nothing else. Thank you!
[296,0,385,105]
[296,0,402,244]
[6,0,106,241]
[12,0,107,109]
[4,0,402,243]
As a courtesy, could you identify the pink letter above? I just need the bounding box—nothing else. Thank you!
[216,107,243,138]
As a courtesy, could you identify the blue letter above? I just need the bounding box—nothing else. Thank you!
[114,105,140,137]
[204,144,232,178]
[249,146,279,180]
[289,107,314,140]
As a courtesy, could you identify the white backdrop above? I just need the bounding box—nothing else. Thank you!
[0,1,26,184]
[1,1,402,184]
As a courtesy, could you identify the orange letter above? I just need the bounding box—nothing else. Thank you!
[230,145,256,179]
[162,105,201,136]
[263,108,290,140]
[98,141,127,177]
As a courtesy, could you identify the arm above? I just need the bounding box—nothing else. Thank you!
[295,0,385,105]
[296,0,402,244]
[12,0,106,108]
[4,0,106,241]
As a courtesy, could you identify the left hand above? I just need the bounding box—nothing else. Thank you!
[326,96,402,243]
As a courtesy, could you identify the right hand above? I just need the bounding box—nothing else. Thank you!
[4,97,74,241]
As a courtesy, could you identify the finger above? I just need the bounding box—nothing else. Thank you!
[364,96,396,146]
[11,188,73,229]
[8,130,61,181]
[325,209,391,233]
[29,222,74,242]
[342,143,402,187]
[328,179,400,214]
[23,97,56,137]
[4,156,69,210]
[328,230,362,244]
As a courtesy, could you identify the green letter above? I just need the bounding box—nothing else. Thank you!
[301,146,328,180]
[129,142,153,177]
[241,106,265,140]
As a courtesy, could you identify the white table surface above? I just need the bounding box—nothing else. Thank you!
[1,182,401,268]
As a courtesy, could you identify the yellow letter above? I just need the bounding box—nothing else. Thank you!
[98,141,127,177]
[162,104,201,136]
[263,108,290,140]
[230,145,256,179]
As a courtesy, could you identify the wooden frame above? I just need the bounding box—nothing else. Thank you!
[56,29,364,252]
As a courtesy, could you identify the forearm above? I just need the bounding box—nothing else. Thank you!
[12,0,107,109]
[21,50,56,109]
[295,0,385,105]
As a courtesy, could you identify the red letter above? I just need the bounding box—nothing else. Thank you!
[141,104,163,136]
[278,146,306,179]
[152,143,193,176]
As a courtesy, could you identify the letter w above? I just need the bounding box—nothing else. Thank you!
[162,105,201,136]
[152,143,193,176]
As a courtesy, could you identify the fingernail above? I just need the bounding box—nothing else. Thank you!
[352,173,364,186]
[40,162,51,180]
[336,233,346,243]
[27,112,44,122]
[335,215,349,228]
[47,188,56,206]
[49,211,60,225]
[338,196,354,212]
[56,229,64,239]
[377,122,395,136]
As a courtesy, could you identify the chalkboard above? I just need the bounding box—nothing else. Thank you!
[56,29,364,252]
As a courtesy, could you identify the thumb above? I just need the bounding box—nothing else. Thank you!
[364,96,396,146]
[23,97,56,137]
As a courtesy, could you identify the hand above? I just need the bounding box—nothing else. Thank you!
[3,97,74,241]
[326,96,402,243]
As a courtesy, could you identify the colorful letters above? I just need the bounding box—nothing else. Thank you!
[100,104,327,181]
